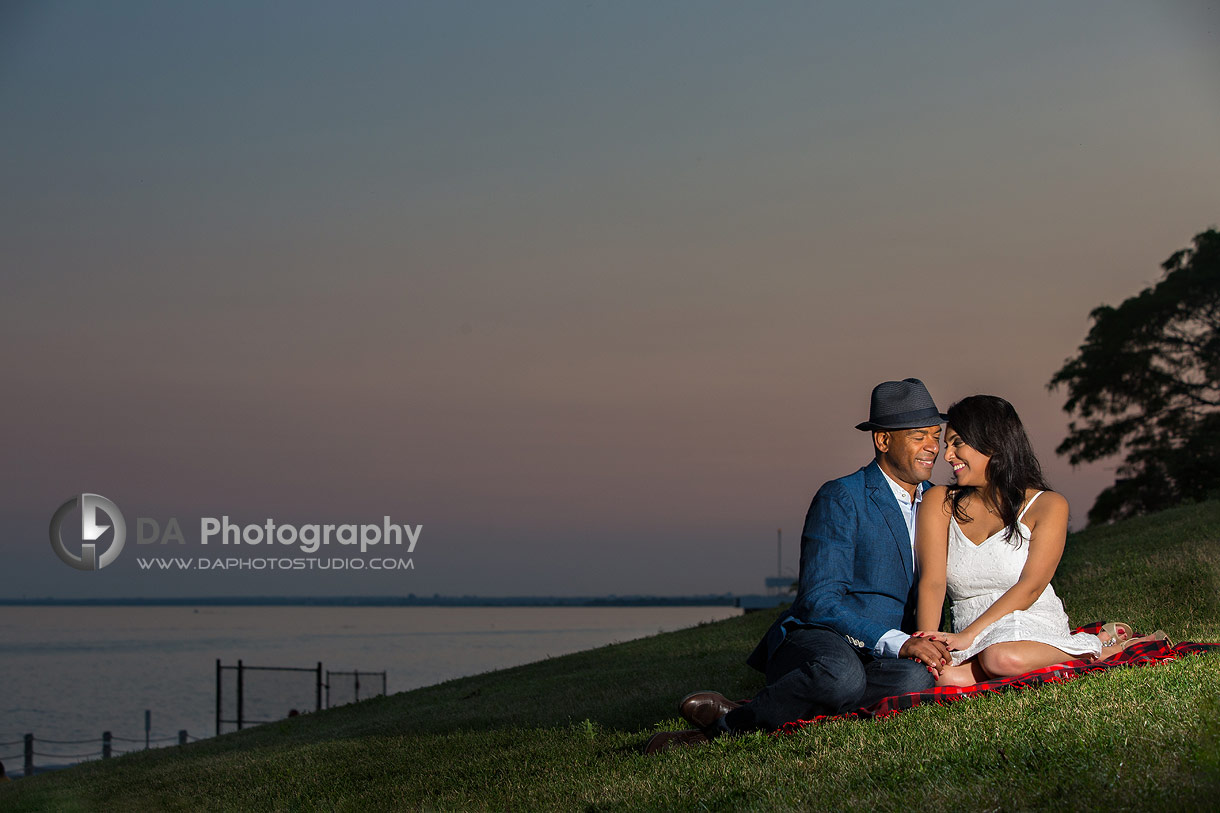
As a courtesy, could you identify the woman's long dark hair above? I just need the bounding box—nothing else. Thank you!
[946,395,1052,544]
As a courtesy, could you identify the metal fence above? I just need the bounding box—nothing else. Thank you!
[0,728,202,778]
[4,661,389,778]
[216,660,387,735]
[216,660,322,734]
[326,669,388,708]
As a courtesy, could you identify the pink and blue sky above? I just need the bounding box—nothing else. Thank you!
[3,1,1218,598]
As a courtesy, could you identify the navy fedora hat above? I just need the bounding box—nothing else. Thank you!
[855,378,947,431]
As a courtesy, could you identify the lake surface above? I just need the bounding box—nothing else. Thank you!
[0,605,740,772]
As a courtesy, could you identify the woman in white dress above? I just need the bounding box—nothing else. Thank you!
[914,395,1147,687]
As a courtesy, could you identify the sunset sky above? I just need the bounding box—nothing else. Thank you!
[4,1,1218,598]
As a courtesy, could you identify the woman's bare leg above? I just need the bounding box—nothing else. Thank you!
[976,641,1078,678]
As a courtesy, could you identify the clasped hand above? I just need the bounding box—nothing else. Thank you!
[902,631,971,679]
[915,630,973,652]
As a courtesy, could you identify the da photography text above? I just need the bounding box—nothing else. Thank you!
[49,493,421,573]
[141,515,422,555]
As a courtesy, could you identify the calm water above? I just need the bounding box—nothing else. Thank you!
[0,605,739,769]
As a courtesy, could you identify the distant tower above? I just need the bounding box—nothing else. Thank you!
[764,528,790,597]
[741,527,792,611]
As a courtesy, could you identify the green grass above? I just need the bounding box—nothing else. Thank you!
[6,500,1220,811]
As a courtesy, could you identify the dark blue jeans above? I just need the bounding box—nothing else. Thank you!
[724,627,933,733]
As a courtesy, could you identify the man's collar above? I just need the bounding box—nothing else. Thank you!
[878,466,923,507]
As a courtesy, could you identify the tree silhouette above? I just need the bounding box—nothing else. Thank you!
[1049,228,1220,524]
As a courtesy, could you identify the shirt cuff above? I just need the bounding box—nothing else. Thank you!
[873,628,910,659]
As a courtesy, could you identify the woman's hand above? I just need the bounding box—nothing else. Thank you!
[911,631,944,642]
[930,631,974,652]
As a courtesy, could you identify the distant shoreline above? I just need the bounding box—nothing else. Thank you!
[0,594,780,608]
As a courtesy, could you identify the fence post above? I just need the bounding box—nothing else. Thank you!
[23,733,33,778]
[215,659,222,736]
[354,669,360,702]
[315,662,322,712]
[145,709,151,750]
[103,731,112,759]
[382,671,387,697]
[236,659,244,731]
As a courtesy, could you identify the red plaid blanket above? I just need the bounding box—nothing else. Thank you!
[774,622,1220,734]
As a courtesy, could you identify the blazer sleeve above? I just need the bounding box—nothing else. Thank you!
[792,480,892,651]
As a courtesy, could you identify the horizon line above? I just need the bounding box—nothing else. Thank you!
[0,592,788,607]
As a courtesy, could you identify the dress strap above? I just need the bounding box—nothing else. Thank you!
[1017,491,1045,522]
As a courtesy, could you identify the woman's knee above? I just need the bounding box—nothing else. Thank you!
[978,645,1032,677]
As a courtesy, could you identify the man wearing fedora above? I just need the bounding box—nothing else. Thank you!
[647,378,952,752]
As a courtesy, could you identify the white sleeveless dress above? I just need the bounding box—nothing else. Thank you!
[945,491,1102,667]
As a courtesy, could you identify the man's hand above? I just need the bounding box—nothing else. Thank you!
[900,634,951,670]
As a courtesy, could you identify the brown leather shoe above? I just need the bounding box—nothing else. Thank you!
[679,691,741,731]
[643,729,709,754]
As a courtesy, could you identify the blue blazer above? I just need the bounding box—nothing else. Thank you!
[747,460,924,672]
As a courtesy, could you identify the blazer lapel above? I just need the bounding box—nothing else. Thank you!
[865,461,914,583]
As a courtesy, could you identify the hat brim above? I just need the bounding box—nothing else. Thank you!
[855,410,949,431]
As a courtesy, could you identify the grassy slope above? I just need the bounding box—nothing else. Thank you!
[6,500,1220,812]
